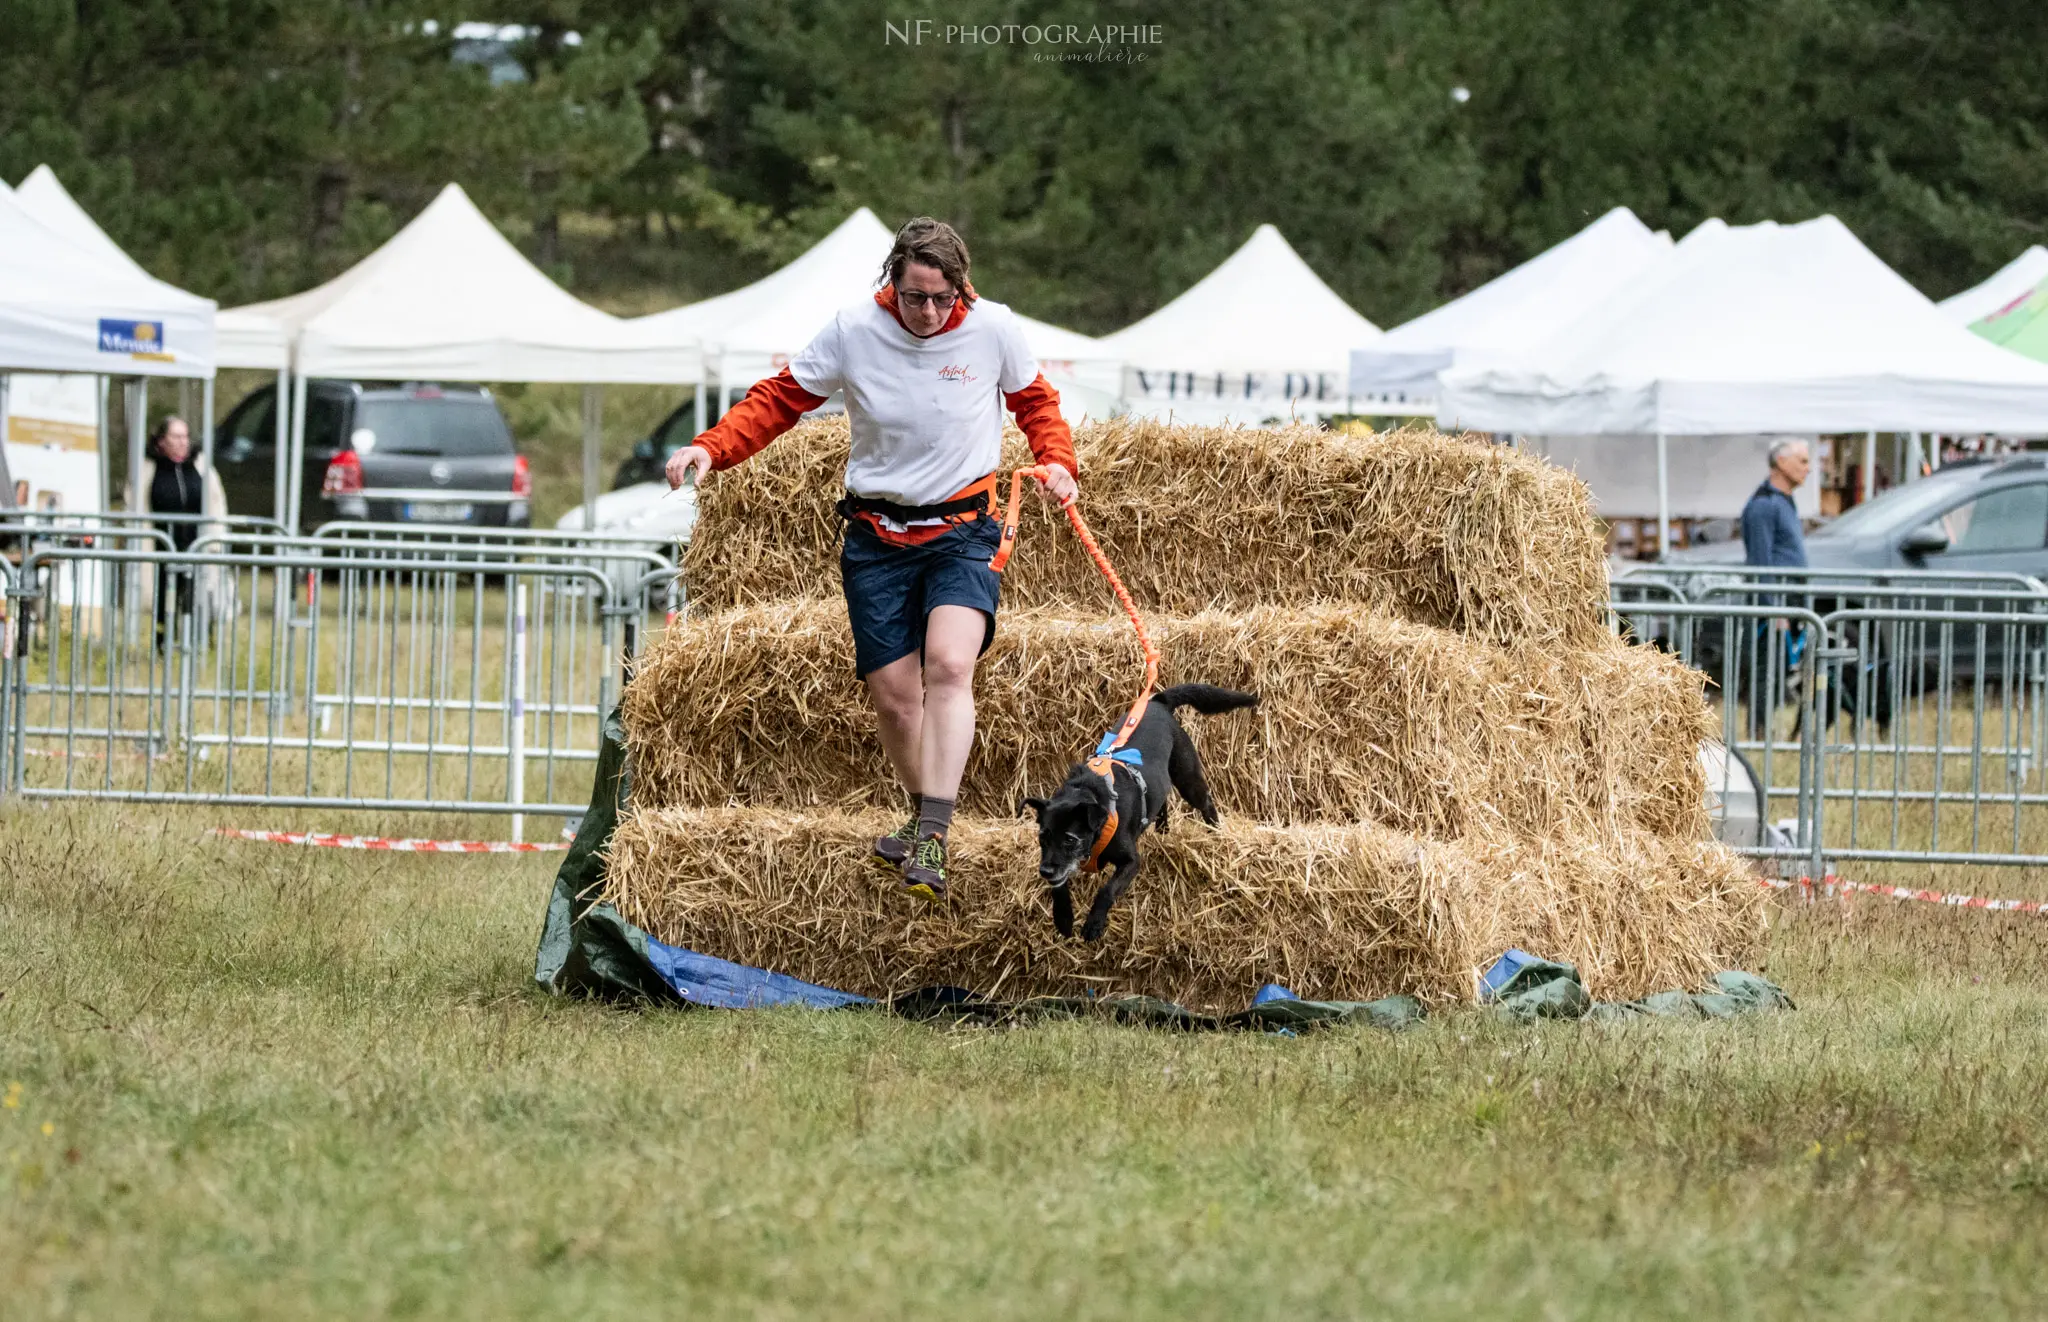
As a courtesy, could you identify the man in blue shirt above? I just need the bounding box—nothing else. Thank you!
[1740,439,1810,567]
[1738,439,1811,735]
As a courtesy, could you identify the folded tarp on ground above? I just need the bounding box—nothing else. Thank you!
[533,710,1787,1030]
[1486,955,1794,1021]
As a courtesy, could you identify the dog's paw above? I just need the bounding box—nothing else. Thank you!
[1081,915,1109,942]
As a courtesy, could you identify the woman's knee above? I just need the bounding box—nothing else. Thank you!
[922,647,978,693]
[865,658,924,722]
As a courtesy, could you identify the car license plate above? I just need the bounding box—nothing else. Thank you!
[404,502,474,523]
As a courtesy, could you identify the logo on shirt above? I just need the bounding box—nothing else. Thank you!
[937,364,977,383]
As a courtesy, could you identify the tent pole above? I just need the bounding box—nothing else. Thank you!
[693,361,707,438]
[581,384,602,532]
[1655,432,1670,562]
[272,368,291,527]
[286,372,308,533]
[96,377,110,516]
[1861,430,1877,505]
[128,378,148,514]
[202,376,216,489]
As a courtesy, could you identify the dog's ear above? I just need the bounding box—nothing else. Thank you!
[1021,796,1048,819]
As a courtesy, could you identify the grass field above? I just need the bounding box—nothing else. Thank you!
[4,798,2047,1320]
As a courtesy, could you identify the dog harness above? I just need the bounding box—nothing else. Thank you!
[1083,733,1147,873]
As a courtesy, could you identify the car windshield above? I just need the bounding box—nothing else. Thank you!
[1814,475,1972,541]
[352,397,513,458]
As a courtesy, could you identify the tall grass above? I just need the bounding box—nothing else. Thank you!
[3,798,2045,1320]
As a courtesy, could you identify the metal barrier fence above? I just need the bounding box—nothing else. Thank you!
[1612,563,2048,870]
[0,557,16,798]
[9,532,2048,869]
[4,535,649,835]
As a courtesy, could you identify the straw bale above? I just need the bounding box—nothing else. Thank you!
[602,807,1766,1008]
[622,600,1714,840]
[681,417,1611,648]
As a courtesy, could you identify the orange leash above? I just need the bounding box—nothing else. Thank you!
[989,465,1159,753]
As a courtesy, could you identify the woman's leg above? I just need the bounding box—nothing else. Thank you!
[863,651,924,798]
[917,604,986,801]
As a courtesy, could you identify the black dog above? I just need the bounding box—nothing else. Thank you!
[1023,684,1258,941]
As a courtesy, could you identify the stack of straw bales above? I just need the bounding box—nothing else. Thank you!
[605,417,1764,1007]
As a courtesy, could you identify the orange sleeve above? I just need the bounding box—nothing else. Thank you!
[695,367,830,471]
[1003,373,1076,476]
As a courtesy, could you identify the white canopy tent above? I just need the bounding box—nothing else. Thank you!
[637,207,1121,430]
[1349,208,1672,412]
[228,183,701,528]
[1,172,217,525]
[1096,225,1381,423]
[16,165,290,518]
[1438,215,2048,550]
[1939,245,2048,325]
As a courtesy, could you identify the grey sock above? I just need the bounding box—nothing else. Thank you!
[918,795,956,840]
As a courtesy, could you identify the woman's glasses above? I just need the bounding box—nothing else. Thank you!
[896,287,959,311]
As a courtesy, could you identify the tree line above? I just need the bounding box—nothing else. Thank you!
[3,0,2043,333]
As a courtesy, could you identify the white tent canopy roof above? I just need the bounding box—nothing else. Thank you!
[0,177,215,378]
[15,164,152,278]
[14,164,290,373]
[1437,215,2048,435]
[1938,245,2048,326]
[230,183,698,383]
[1096,224,1380,417]
[1350,207,1672,399]
[639,207,1117,394]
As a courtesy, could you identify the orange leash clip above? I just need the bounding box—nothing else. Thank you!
[989,465,1160,755]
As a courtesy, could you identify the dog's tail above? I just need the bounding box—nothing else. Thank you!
[1152,683,1259,715]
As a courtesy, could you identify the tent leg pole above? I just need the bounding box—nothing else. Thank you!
[581,384,602,533]
[202,377,216,481]
[128,379,148,514]
[1655,432,1670,562]
[97,376,110,516]
[693,363,707,438]
[287,373,308,534]
[273,368,290,527]
[1862,430,1877,504]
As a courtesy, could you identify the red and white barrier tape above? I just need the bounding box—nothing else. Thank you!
[210,828,567,853]
[1763,872,2048,915]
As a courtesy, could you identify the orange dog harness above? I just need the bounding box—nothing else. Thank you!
[989,465,1161,873]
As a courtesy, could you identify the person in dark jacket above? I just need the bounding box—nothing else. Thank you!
[141,415,211,649]
[1740,438,1810,567]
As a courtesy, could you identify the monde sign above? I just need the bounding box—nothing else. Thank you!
[98,318,174,362]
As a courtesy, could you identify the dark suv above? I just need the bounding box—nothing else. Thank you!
[612,398,700,489]
[214,381,531,531]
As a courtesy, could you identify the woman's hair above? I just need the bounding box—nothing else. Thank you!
[879,217,976,307]
[146,414,189,459]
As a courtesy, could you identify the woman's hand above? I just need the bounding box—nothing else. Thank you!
[1034,462,1078,507]
[666,445,713,489]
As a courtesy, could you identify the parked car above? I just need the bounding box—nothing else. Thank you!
[1667,457,2048,579]
[1648,457,2048,688]
[611,398,701,490]
[213,381,530,532]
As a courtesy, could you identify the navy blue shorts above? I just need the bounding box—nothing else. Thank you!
[840,518,1003,678]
